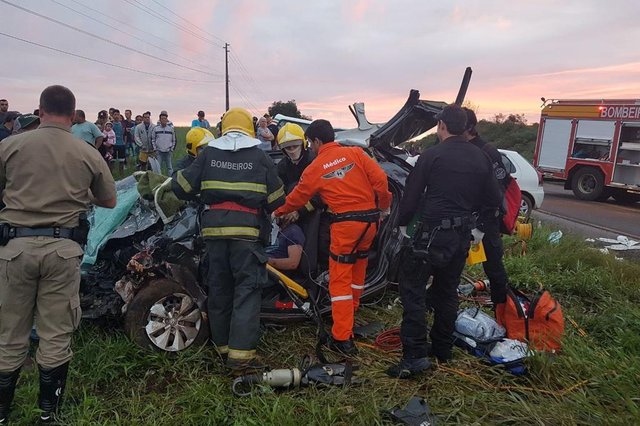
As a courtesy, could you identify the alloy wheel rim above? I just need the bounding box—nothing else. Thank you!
[145,293,201,352]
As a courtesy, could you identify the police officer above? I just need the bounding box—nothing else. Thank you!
[274,119,392,356]
[387,105,501,378]
[463,107,510,306]
[0,85,116,423]
[172,107,285,373]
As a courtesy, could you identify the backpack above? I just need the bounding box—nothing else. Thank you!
[500,176,522,235]
[481,144,522,235]
[495,287,564,352]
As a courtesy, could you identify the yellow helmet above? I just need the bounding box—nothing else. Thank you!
[185,127,214,157]
[277,123,306,149]
[221,107,255,137]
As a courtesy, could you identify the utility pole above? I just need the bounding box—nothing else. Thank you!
[224,43,230,111]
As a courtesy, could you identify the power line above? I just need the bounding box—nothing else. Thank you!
[231,85,261,116]
[65,0,217,60]
[147,0,226,45]
[0,0,222,78]
[122,0,224,49]
[49,0,214,71]
[125,0,264,110]
[0,31,222,83]
[229,52,263,98]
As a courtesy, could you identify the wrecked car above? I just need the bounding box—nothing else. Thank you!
[79,68,473,353]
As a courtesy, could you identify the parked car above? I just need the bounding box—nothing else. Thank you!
[499,149,545,218]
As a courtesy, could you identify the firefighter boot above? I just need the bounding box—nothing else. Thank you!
[38,362,69,424]
[0,368,21,424]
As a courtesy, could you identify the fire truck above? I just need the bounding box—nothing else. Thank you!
[533,99,640,203]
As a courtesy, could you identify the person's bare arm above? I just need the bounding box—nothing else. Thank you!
[268,244,303,271]
[94,196,116,209]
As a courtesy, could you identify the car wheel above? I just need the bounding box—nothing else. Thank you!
[612,190,640,204]
[519,194,534,220]
[124,278,209,352]
[571,167,605,201]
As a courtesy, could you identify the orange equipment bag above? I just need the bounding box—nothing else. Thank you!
[495,287,564,352]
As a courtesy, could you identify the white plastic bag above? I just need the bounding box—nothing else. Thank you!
[455,307,506,343]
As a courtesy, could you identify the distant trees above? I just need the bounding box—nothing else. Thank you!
[267,100,311,120]
[404,113,539,161]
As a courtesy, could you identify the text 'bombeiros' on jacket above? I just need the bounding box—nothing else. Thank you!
[172,132,286,241]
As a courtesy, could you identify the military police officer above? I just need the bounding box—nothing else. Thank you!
[0,85,116,423]
[172,107,285,373]
[387,105,502,378]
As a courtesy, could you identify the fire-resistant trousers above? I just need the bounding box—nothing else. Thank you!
[206,239,267,362]
[0,237,84,372]
[399,228,470,360]
[328,221,377,341]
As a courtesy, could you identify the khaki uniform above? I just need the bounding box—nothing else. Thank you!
[0,123,115,371]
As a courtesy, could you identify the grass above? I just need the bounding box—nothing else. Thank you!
[8,226,640,425]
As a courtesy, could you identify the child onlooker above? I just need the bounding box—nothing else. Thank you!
[101,121,115,168]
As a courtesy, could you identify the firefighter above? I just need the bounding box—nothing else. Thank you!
[387,105,502,378]
[171,107,285,372]
[275,123,323,224]
[274,119,392,356]
[175,127,215,170]
[462,107,510,306]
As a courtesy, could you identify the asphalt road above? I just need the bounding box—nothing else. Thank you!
[530,182,640,262]
[534,182,640,240]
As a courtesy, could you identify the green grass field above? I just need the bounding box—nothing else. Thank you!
[7,226,640,425]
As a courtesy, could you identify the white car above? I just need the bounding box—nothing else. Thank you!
[498,149,544,218]
[405,149,544,218]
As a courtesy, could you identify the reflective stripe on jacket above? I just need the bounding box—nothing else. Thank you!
[172,145,285,240]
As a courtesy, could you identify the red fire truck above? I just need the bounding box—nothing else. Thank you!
[533,99,640,203]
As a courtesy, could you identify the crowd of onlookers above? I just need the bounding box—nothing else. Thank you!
[1,97,285,176]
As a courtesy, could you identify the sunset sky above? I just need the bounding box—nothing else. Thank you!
[1,0,639,128]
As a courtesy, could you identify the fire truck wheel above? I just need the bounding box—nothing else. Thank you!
[571,167,605,201]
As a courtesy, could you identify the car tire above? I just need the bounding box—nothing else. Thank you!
[519,194,534,220]
[124,278,209,352]
[571,167,605,201]
[612,190,640,204]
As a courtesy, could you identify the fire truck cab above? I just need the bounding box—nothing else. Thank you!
[533,99,640,203]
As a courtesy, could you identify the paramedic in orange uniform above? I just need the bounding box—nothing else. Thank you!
[274,119,391,356]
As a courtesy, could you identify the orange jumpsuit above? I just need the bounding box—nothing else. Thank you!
[275,142,392,340]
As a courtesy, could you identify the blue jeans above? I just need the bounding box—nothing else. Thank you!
[157,151,173,176]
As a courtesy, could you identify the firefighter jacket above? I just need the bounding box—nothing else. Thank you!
[172,132,285,241]
[274,142,392,218]
[276,149,323,217]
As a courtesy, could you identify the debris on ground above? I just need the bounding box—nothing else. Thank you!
[597,236,640,251]
[548,230,563,244]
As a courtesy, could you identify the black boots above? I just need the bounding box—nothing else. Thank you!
[38,362,69,424]
[0,368,21,424]
[327,338,359,357]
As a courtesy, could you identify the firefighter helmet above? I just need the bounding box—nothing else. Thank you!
[221,107,256,138]
[277,123,307,149]
[185,127,214,157]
